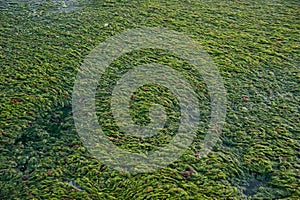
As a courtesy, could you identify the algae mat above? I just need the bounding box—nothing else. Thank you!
[0,0,299,199]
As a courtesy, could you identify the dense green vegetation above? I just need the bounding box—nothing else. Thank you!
[0,0,299,199]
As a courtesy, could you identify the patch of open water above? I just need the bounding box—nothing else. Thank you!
[0,0,90,14]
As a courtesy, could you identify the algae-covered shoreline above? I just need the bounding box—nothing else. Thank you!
[0,0,299,199]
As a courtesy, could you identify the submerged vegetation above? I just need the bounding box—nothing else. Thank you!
[0,0,299,199]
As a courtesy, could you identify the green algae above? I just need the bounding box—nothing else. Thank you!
[0,0,299,199]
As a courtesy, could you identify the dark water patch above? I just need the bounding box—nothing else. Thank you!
[241,174,269,197]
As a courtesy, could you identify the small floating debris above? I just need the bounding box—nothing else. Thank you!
[67,181,84,192]
[61,1,67,8]
[180,167,195,179]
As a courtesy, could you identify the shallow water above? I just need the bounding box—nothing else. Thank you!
[0,0,87,14]
[0,0,298,198]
